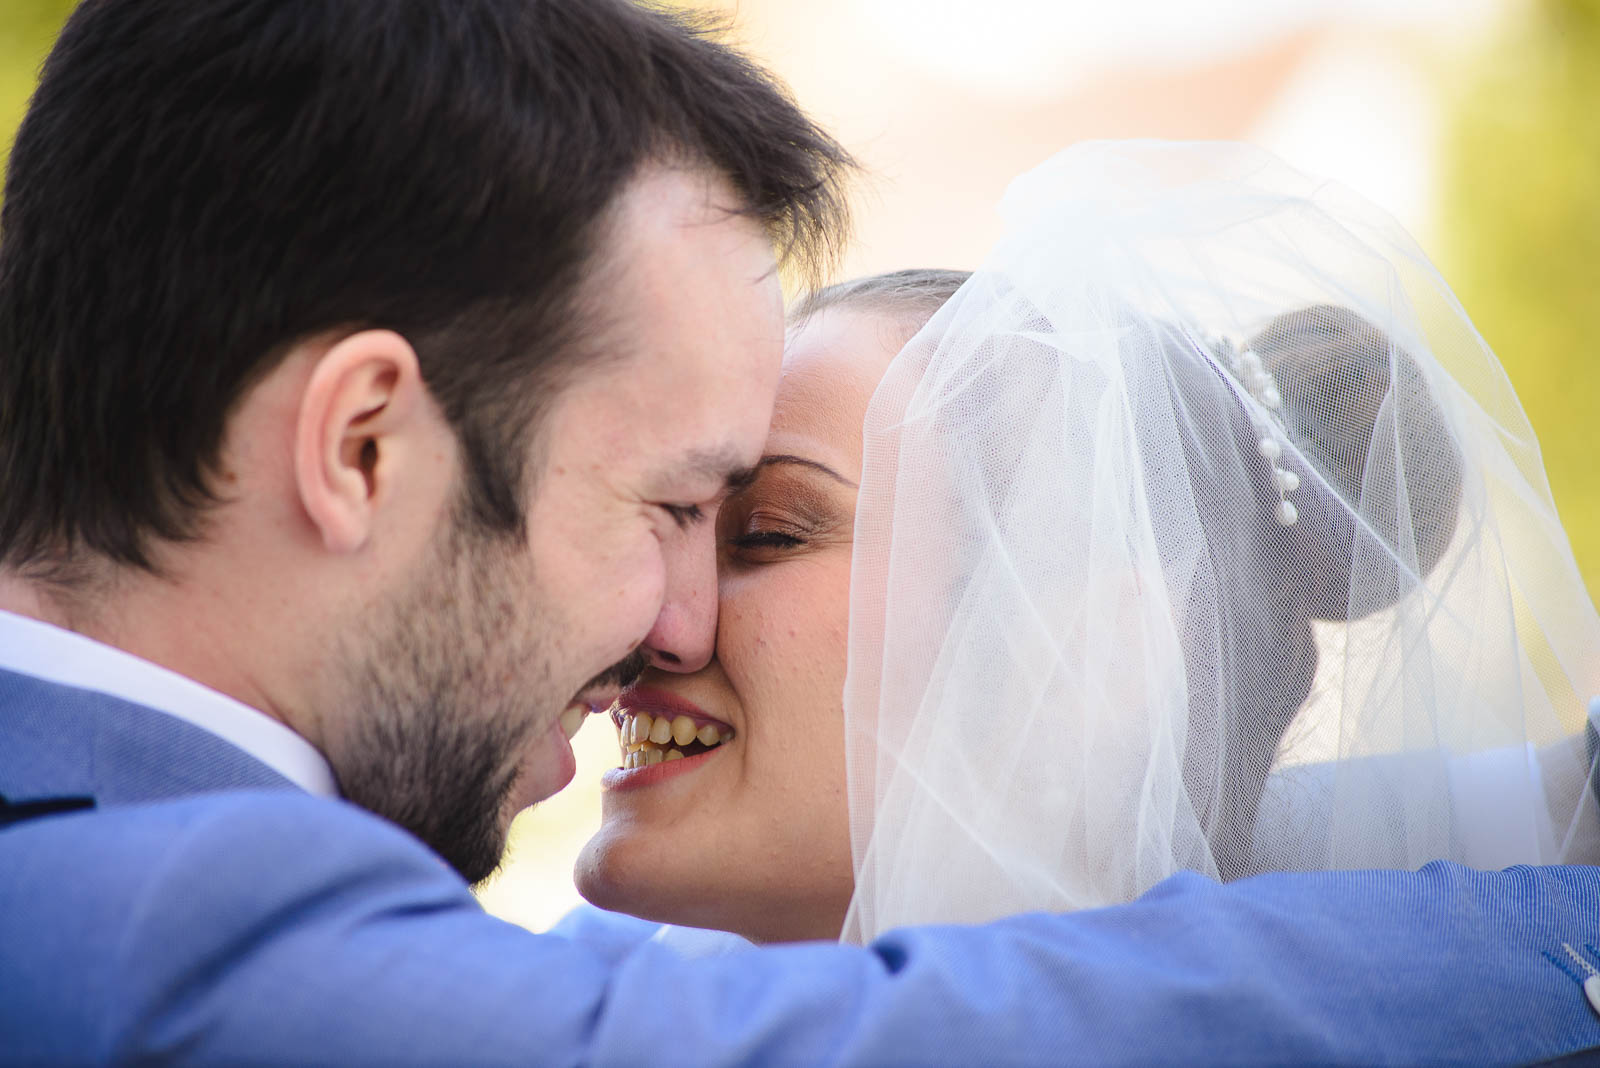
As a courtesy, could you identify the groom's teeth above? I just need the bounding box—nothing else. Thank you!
[665,749,684,761]
[696,723,720,747]
[559,704,586,740]
[648,716,674,746]
[629,714,651,745]
[671,715,697,747]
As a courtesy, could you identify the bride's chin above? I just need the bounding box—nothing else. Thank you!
[574,826,853,944]
[573,826,729,931]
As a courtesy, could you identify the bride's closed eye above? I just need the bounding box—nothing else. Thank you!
[721,501,821,564]
[718,462,855,566]
[728,512,809,553]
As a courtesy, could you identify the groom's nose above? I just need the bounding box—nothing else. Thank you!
[639,519,718,673]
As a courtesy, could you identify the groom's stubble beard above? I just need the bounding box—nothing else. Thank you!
[327,510,560,885]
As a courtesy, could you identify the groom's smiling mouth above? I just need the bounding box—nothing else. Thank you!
[610,687,734,769]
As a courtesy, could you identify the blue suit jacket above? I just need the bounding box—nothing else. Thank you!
[3,666,1598,1066]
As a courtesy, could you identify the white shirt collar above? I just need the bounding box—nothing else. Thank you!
[0,609,338,797]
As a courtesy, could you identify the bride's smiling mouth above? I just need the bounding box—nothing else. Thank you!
[604,687,735,784]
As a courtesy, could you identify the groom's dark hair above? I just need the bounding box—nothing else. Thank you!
[0,0,851,574]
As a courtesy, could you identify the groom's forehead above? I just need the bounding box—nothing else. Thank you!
[586,168,781,321]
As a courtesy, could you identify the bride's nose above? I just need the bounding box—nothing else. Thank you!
[639,521,717,673]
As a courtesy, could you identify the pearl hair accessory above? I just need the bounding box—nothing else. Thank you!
[1211,335,1300,527]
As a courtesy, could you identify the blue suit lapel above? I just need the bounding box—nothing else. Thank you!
[0,668,294,811]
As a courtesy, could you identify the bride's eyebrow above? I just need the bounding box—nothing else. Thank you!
[753,454,857,489]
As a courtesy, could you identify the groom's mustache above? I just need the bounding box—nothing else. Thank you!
[579,648,650,700]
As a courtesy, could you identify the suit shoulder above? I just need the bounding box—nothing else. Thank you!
[0,791,488,1061]
[1,790,474,938]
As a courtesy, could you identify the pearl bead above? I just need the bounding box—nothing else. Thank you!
[1273,468,1300,493]
[1261,385,1281,409]
[1275,499,1299,526]
[1257,437,1281,461]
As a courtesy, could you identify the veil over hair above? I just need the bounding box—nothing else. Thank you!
[840,141,1600,944]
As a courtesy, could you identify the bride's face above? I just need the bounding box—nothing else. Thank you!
[575,304,906,942]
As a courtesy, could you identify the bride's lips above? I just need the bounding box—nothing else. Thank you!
[614,687,729,729]
[601,687,734,791]
[600,745,721,791]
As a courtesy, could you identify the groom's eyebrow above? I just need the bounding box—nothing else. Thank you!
[675,446,760,496]
[753,454,857,488]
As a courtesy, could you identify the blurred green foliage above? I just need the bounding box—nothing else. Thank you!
[1440,0,1600,600]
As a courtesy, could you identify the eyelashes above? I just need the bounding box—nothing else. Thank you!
[661,503,706,529]
[658,501,807,554]
[719,477,847,560]
[730,530,805,552]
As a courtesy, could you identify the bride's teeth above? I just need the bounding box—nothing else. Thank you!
[559,704,585,740]
[671,715,696,747]
[614,708,735,770]
[648,716,673,745]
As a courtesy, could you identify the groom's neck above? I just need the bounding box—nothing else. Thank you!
[0,553,309,739]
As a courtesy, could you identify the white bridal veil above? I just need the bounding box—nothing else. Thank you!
[841,141,1600,943]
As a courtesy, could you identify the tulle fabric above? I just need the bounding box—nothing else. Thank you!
[840,141,1600,943]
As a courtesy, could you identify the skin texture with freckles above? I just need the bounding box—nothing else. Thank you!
[576,305,913,941]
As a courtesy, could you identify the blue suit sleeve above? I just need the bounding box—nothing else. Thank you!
[543,902,663,965]
[3,790,1597,1066]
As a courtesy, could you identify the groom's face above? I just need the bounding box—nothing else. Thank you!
[513,167,785,804]
[336,167,783,882]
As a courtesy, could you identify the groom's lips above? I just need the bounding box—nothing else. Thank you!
[575,684,626,714]
[507,714,581,812]
[521,690,621,810]
[553,685,626,745]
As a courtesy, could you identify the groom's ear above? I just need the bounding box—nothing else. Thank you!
[293,329,439,555]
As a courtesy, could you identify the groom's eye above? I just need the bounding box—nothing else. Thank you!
[659,503,705,529]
